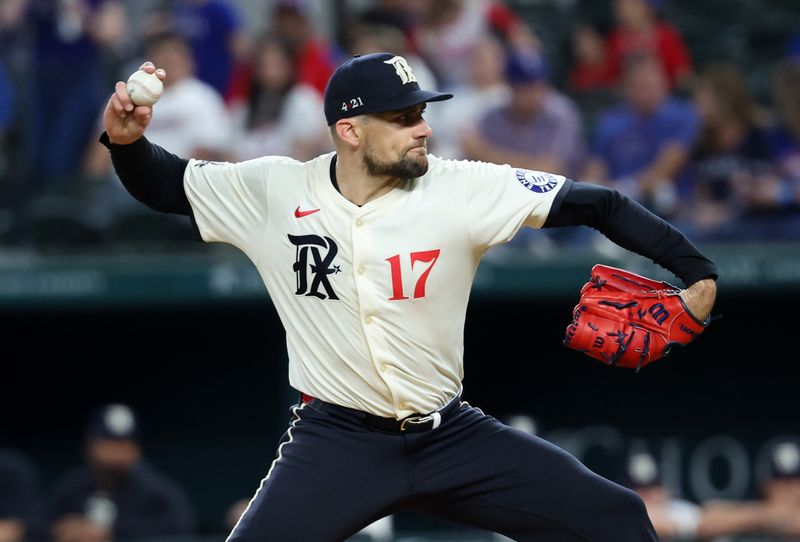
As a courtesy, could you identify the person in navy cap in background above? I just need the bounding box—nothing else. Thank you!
[39,404,195,542]
[622,451,703,541]
[463,47,585,180]
[462,46,590,255]
[756,438,800,536]
[0,449,41,542]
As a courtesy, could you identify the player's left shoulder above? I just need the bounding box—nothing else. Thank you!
[424,154,503,180]
[187,153,316,190]
[427,155,565,193]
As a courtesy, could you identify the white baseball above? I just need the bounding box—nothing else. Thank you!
[126,69,164,106]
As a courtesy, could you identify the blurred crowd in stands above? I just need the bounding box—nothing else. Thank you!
[1,0,800,251]
[3,403,800,542]
[3,2,800,540]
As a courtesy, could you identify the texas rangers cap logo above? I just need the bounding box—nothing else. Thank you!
[383,56,417,85]
[323,52,452,125]
[515,169,559,193]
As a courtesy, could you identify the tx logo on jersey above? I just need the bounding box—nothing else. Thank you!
[289,234,341,300]
[383,56,417,85]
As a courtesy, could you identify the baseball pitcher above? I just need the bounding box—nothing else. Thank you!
[100,53,717,541]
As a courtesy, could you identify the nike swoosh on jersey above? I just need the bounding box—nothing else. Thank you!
[295,206,320,218]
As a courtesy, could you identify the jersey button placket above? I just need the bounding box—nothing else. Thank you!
[350,215,393,395]
[350,214,384,381]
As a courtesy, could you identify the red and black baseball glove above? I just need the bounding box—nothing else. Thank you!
[563,264,709,370]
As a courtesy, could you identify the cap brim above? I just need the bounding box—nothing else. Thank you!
[369,89,453,114]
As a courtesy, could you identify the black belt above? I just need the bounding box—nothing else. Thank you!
[300,393,462,434]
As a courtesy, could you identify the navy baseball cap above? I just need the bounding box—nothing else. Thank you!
[768,439,800,479]
[505,50,549,85]
[85,404,140,441]
[625,452,662,488]
[324,52,453,125]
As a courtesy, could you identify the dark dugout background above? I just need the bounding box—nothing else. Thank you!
[1,289,795,533]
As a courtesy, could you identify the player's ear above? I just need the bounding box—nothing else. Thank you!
[334,118,361,149]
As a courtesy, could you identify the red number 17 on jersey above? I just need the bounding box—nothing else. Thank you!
[386,249,441,300]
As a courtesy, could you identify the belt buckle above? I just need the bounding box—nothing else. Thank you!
[399,412,442,432]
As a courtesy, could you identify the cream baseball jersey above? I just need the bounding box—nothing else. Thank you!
[184,153,565,419]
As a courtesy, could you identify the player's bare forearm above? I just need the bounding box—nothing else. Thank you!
[679,277,717,322]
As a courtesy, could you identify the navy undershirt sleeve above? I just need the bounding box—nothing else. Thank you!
[99,132,192,216]
[543,179,718,287]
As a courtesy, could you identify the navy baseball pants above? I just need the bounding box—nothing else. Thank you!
[227,396,657,541]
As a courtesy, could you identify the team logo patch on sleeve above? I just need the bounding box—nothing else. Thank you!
[515,169,559,193]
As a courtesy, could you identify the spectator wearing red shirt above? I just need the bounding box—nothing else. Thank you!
[567,22,616,94]
[605,0,693,91]
[271,0,336,96]
[226,0,337,107]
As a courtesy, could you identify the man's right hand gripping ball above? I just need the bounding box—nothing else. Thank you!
[104,62,165,145]
[563,264,710,370]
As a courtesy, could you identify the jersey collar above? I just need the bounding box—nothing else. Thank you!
[316,153,412,217]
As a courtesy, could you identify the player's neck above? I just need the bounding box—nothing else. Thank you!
[334,154,401,207]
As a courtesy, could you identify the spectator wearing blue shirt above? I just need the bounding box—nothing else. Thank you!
[168,0,247,97]
[41,404,195,542]
[25,0,126,189]
[584,52,699,218]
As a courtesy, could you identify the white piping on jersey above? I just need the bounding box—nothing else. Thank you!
[225,402,307,542]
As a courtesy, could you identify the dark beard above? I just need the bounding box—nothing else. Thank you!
[363,148,428,181]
